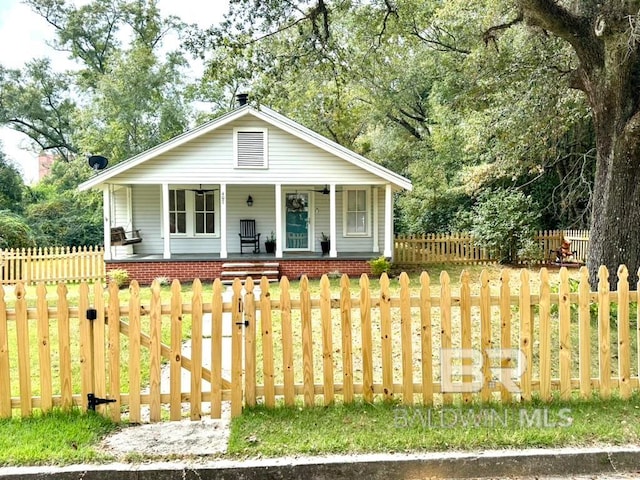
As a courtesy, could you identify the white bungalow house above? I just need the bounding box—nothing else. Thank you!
[78,100,412,283]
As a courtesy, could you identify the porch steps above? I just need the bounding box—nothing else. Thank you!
[220,262,280,284]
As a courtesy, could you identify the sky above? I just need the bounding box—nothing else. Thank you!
[0,0,229,183]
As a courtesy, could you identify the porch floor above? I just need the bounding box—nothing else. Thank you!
[108,251,381,263]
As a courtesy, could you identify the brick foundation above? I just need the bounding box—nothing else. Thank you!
[107,259,371,285]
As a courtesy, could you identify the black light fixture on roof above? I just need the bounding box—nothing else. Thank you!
[246,195,253,207]
[87,155,108,172]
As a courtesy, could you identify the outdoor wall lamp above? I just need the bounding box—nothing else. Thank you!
[246,195,253,207]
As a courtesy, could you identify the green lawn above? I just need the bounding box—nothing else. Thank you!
[1,394,638,466]
[228,394,640,458]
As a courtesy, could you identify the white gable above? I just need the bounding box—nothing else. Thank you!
[79,106,412,191]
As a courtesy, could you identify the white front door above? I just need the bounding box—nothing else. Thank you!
[284,191,311,250]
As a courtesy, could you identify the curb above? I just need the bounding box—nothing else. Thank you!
[1,446,639,479]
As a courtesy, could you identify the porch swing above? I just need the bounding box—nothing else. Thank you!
[110,227,143,246]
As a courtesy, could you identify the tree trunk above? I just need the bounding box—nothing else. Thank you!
[584,36,640,289]
[588,126,640,289]
[516,0,640,289]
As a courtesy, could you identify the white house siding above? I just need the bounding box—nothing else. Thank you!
[111,186,134,257]
[109,118,387,187]
[127,183,388,255]
[226,185,275,252]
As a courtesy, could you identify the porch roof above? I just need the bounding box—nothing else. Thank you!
[78,105,412,192]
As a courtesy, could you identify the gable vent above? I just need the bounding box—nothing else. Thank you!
[236,130,266,167]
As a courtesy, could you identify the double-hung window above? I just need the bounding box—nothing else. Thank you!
[195,192,215,234]
[167,189,218,236]
[344,188,370,236]
[169,189,186,234]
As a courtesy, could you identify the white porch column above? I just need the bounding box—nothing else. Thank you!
[275,184,283,258]
[220,183,228,259]
[383,183,393,258]
[103,186,112,261]
[372,186,380,253]
[162,183,171,259]
[329,183,337,257]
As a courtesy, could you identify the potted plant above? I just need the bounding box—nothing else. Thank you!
[320,232,330,256]
[265,231,276,254]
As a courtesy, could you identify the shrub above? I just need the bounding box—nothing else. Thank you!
[466,189,541,264]
[107,268,130,288]
[154,276,171,286]
[369,256,392,276]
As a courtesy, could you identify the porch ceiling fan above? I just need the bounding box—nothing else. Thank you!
[312,185,340,195]
[189,184,218,196]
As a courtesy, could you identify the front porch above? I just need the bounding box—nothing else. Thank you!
[106,251,379,285]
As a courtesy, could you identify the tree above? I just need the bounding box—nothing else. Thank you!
[0,211,35,249]
[25,157,103,247]
[0,149,25,213]
[501,1,640,286]
[2,0,192,165]
[460,189,541,264]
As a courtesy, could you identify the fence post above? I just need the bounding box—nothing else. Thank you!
[558,268,571,400]
[300,275,314,407]
[0,286,10,417]
[260,276,275,408]
[320,274,334,405]
[360,274,373,404]
[230,278,244,417]
[439,271,452,405]
[340,274,354,404]
[578,267,591,398]
[519,269,532,401]
[598,266,611,399]
[280,277,294,406]
[380,273,393,402]
[191,279,203,419]
[539,268,552,402]
[617,265,631,400]
[244,277,256,409]
[400,272,413,405]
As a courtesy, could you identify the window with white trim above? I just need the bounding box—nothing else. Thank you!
[343,188,370,236]
[166,189,218,236]
[169,189,186,234]
[234,128,268,168]
[195,191,215,234]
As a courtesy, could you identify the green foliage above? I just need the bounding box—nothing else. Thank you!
[107,268,130,288]
[0,210,35,249]
[368,256,392,276]
[0,151,25,213]
[461,189,541,264]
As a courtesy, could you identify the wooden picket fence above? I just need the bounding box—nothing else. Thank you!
[394,230,590,265]
[0,265,637,422]
[0,246,105,285]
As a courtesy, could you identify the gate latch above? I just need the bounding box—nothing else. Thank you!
[87,393,116,411]
[235,320,249,327]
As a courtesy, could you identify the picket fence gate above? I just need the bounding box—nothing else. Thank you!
[1,265,638,423]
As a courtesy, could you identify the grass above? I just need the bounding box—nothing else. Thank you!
[228,394,640,458]
[0,408,118,466]
[2,395,639,466]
